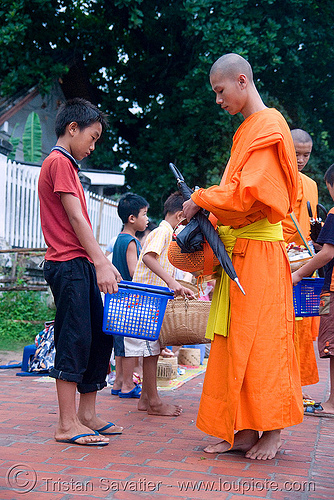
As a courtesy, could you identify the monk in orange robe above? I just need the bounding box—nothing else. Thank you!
[282,129,319,391]
[183,53,303,461]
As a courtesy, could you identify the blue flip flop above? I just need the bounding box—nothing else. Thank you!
[119,384,142,399]
[304,405,334,417]
[111,388,121,395]
[0,361,22,369]
[56,430,108,446]
[95,422,123,435]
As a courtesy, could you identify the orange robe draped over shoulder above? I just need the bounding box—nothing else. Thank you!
[282,172,318,245]
[192,108,303,446]
[282,172,320,386]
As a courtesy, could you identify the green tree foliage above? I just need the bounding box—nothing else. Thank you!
[0,290,54,349]
[0,0,67,96]
[1,0,333,215]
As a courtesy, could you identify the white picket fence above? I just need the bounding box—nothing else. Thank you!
[0,155,122,250]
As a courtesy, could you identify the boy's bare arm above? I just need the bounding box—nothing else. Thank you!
[292,243,334,285]
[126,240,139,278]
[143,252,195,298]
[60,193,121,294]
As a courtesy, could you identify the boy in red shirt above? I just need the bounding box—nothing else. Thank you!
[39,98,122,446]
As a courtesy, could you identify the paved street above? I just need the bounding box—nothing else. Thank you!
[0,345,333,500]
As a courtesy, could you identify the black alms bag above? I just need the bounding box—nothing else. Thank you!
[176,218,204,253]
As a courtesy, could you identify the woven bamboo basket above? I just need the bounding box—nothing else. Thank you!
[156,356,178,386]
[159,297,211,346]
[157,356,178,379]
[178,347,201,366]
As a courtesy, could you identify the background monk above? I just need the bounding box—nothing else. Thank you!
[282,129,320,397]
[183,53,303,460]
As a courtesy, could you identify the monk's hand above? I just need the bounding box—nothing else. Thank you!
[183,198,200,220]
[96,260,121,294]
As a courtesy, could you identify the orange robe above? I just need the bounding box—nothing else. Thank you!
[282,172,320,386]
[282,172,318,245]
[192,108,303,446]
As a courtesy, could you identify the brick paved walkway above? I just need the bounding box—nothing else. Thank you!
[0,344,333,500]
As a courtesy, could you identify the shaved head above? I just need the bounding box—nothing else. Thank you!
[210,53,253,82]
[291,129,313,145]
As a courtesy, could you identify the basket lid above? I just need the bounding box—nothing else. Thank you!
[118,280,174,298]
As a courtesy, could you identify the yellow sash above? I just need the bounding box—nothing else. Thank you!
[206,218,284,340]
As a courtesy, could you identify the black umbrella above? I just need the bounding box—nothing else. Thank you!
[307,201,327,243]
[307,201,327,278]
[169,163,245,294]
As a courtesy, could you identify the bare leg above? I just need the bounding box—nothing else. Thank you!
[133,356,143,380]
[54,380,109,444]
[204,429,259,454]
[314,356,334,414]
[112,356,123,391]
[120,356,138,393]
[138,354,182,416]
[245,429,282,460]
[77,390,123,434]
[113,356,137,393]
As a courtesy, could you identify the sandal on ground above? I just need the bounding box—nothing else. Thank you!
[304,404,334,417]
[119,384,142,398]
[94,422,123,435]
[56,430,108,446]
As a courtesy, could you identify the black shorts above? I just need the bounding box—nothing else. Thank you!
[43,257,113,393]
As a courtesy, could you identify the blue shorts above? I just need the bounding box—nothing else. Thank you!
[43,257,113,393]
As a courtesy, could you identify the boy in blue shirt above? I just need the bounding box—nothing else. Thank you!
[293,163,334,417]
[111,193,149,397]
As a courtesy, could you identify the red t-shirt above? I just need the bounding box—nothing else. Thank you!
[38,150,92,261]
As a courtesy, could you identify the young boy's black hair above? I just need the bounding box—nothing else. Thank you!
[163,191,184,217]
[117,193,149,224]
[55,98,108,138]
[324,163,334,187]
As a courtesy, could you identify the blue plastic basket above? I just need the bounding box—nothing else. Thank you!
[293,277,324,317]
[103,281,174,341]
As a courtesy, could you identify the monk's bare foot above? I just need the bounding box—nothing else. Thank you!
[245,430,282,460]
[204,429,258,454]
[55,421,109,445]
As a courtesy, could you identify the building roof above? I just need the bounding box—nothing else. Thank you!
[0,87,40,127]
[81,169,125,187]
